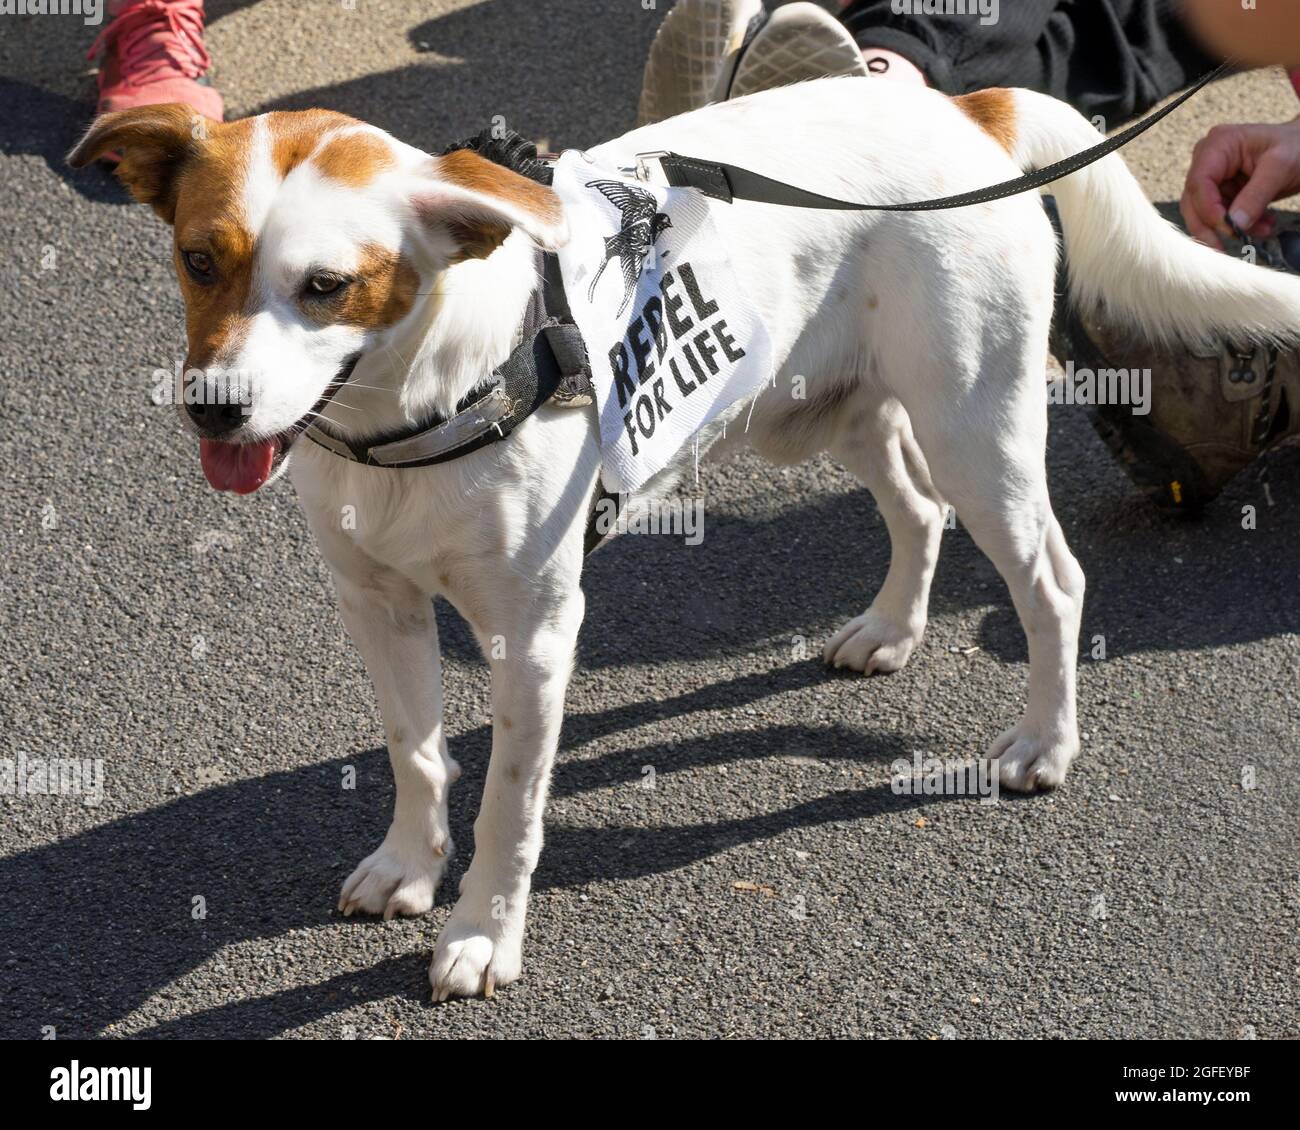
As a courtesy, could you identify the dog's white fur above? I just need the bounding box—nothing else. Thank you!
[95,78,1300,998]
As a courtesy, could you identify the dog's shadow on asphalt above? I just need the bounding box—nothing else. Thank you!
[0,671,957,1040]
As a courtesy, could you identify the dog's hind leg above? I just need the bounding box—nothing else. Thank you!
[892,354,1085,792]
[824,396,946,674]
[963,501,1083,792]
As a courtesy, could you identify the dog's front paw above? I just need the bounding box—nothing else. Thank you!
[429,894,525,1001]
[824,608,923,674]
[988,723,1079,792]
[339,827,452,920]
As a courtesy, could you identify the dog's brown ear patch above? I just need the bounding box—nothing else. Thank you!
[422,149,568,259]
[953,89,1018,154]
[67,104,212,223]
[436,150,563,228]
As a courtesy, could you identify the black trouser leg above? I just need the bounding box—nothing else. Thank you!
[839,0,1220,126]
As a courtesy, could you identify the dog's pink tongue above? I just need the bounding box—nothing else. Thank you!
[199,438,278,494]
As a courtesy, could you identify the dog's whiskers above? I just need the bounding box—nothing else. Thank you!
[303,404,359,421]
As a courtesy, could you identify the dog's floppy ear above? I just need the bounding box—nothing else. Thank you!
[67,104,210,224]
[415,149,568,261]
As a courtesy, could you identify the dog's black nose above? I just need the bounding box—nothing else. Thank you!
[186,397,247,436]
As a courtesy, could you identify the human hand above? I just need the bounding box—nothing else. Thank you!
[1181,118,1300,249]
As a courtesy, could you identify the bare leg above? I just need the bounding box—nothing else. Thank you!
[835,1,929,84]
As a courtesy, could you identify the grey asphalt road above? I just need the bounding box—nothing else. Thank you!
[1,1,1298,1041]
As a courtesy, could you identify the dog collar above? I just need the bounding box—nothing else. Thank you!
[302,252,592,469]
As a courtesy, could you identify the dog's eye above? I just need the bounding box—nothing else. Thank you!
[182,250,213,280]
[305,272,347,297]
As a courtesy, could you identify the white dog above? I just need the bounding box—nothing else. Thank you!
[70,78,1300,999]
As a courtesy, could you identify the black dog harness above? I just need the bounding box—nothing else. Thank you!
[303,252,591,469]
[304,63,1229,552]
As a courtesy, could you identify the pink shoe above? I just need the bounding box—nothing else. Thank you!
[88,0,223,151]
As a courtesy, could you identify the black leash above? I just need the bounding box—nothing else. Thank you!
[651,61,1232,213]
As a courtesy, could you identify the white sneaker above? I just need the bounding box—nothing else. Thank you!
[726,2,867,101]
[637,0,766,127]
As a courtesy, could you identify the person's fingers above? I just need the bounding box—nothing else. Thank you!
[1221,171,1249,202]
[1249,211,1278,239]
[1184,125,1242,237]
[1226,147,1298,232]
[1182,122,1300,240]
[1184,169,1232,240]
[1181,185,1223,249]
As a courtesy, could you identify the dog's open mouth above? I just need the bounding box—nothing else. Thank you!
[197,354,361,495]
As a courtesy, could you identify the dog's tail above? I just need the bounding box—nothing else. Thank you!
[1004,87,1300,343]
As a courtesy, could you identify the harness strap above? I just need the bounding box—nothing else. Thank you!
[304,315,589,468]
[649,61,1231,214]
[584,483,622,555]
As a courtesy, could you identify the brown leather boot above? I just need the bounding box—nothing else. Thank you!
[1048,199,1300,514]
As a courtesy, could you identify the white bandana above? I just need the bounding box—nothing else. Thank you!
[552,150,774,493]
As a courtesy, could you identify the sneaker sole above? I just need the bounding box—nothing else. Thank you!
[637,0,765,127]
[726,2,867,102]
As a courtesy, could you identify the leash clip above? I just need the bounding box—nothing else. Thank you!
[632,150,671,183]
